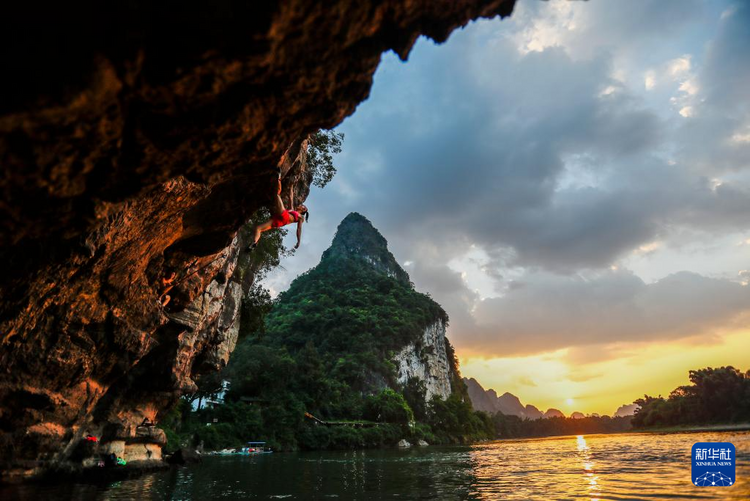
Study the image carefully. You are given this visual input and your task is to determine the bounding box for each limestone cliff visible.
[394,320,453,401]
[0,0,516,481]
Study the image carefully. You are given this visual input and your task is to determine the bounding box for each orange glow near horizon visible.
[459,329,750,416]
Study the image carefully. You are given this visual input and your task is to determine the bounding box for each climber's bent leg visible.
[250,220,273,250]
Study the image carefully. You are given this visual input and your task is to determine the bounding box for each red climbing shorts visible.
[271,210,291,228]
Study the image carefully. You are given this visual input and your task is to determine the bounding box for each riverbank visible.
[490,421,750,441]
[635,422,750,434]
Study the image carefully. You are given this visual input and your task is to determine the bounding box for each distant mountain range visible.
[463,377,638,419]
[463,377,547,419]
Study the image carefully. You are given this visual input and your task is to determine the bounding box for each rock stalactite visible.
[0,0,516,481]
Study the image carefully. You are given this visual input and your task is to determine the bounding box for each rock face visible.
[463,377,543,419]
[0,0,516,481]
[394,320,453,401]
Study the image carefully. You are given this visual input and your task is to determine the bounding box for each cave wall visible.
[0,0,516,480]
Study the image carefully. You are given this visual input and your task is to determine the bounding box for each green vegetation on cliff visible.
[307,130,344,188]
[162,213,493,451]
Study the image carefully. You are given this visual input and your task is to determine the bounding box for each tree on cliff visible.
[307,129,344,188]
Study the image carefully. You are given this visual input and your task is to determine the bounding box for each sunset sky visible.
[267,0,750,416]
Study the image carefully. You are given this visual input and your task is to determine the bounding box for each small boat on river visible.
[240,441,273,454]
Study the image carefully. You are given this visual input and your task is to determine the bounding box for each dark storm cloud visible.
[329,0,750,273]
[334,44,663,270]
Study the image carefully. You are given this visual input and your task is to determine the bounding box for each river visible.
[4,431,749,500]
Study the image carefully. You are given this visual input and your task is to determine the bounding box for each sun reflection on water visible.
[576,435,601,501]
[4,432,748,500]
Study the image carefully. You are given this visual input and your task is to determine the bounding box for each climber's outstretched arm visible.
[295,219,303,249]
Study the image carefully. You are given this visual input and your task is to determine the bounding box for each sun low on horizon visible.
[459,329,750,416]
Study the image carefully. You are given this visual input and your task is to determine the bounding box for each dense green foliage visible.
[318,212,411,284]
[161,213,494,451]
[492,413,632,438]
[307,130,344,188]
[632,366,750,428]
[160,399,269,453]
[266,252,447,360]
[428,394,495,442]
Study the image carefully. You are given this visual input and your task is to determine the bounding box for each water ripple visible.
[1,431,748,500]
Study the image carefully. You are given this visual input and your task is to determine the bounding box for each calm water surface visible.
[4,431,749,500]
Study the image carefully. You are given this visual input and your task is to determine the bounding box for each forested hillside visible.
[162,213,493,451]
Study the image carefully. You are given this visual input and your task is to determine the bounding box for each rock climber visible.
[249,173,308,250]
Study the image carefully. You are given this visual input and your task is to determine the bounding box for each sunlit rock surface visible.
[394,320,453,401]
[0,0,516,480]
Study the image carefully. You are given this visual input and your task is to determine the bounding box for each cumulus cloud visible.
[506,0,707,61]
